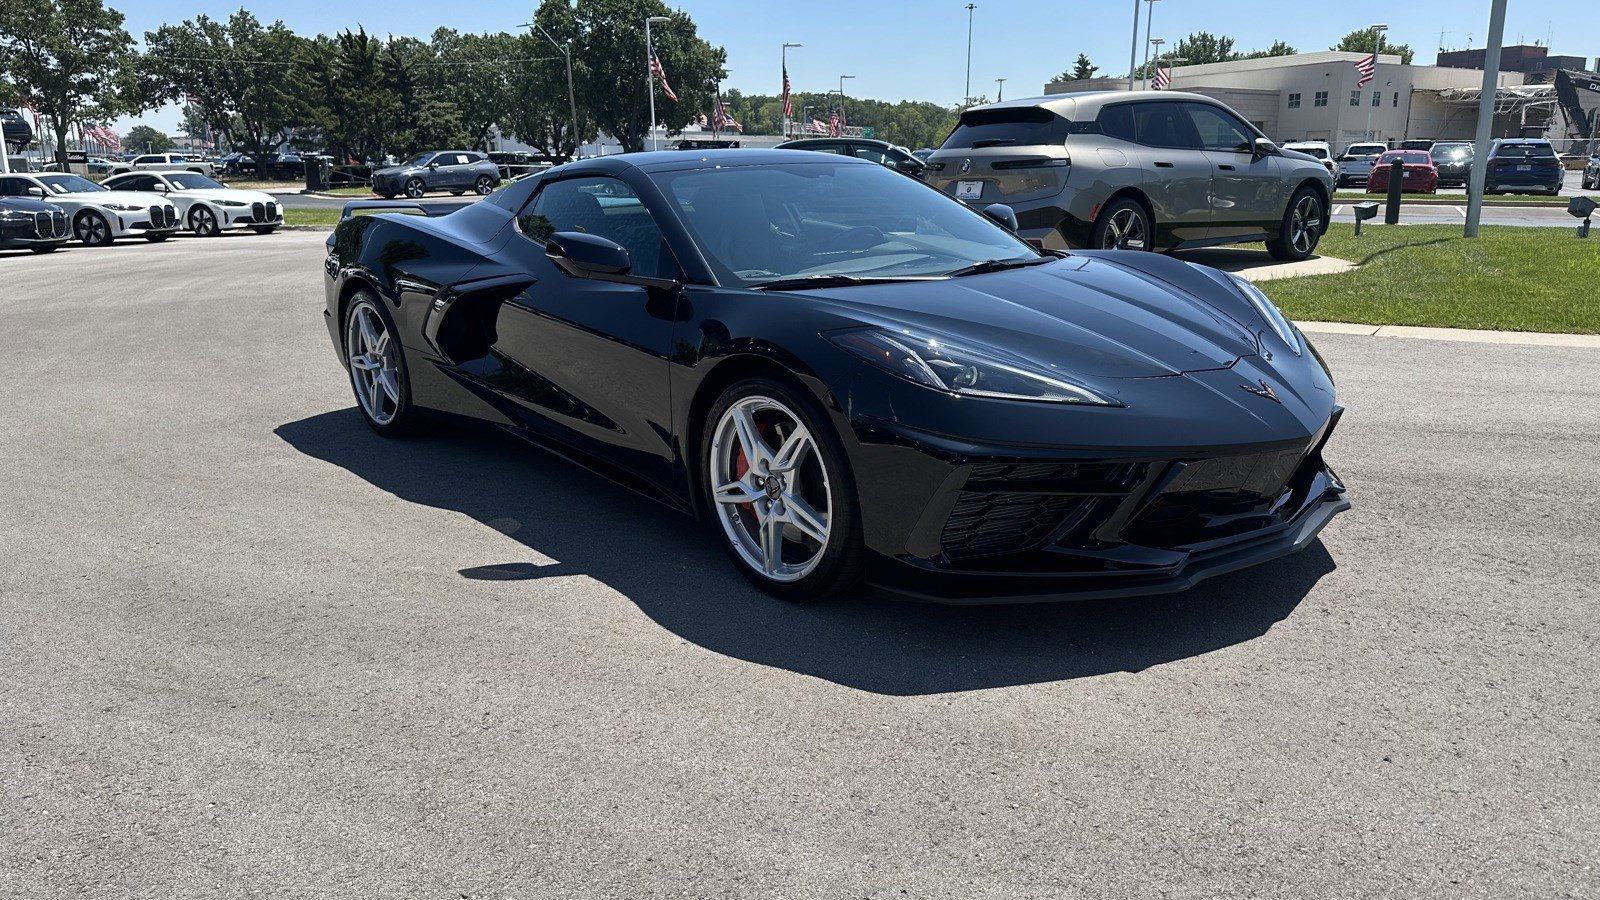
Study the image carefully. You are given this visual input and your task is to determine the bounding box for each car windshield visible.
[1432,144,1472,160]
[651,161,1038,287]
[399,153,433,167]
[1343,145,1386,159]
[1378,151,1431,164]
[1494,143,1556,159]
[37,174,105,194]
[166,173,225,190]
[1289,146,1329,159]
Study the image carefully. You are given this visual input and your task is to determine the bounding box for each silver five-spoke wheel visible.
[1101,206,1148,251]
[709,395,833,583]
[345,300,401,426]
[1289,195,1323,255]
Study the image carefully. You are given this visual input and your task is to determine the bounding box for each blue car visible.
[1484,139,1563,196]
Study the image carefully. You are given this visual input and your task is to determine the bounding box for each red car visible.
[1366,150,1439,194]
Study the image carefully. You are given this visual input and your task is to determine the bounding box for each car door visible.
[1183,102,1281,239]
[481,173,683,487]
[1129,100,1212,243]
[439,153,470,190]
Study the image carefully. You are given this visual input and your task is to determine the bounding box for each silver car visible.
[371,150,502,199]
[926,91,1334,260]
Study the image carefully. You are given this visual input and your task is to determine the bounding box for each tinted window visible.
[1184,103,1254,152]
[518,176,675,280]
[1132,102,1201,150]
[134,155,160,165]
[0,177,31,197]
[797,143,846,155]
[852,145,893,164]
[1493,143,1556,159]
[1097,104,1136,142]
[942,107,1071,149]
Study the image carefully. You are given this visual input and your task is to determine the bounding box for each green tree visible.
[143,11,308,167]
[1053,53,1099,83]
[429,29,518,151]
[1333,28,1414,65]
[1244,40,1298,59]
[124,124,172,153]
[1173,32,1239,66]
[0,0,138,165]
[296,29,394,162]
[502,2,597,159]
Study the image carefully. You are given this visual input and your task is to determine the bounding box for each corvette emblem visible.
[960,158,972,174]
[1241,379,1281,403]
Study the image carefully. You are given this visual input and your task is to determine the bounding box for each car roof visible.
[958,90,1228,120]
[543,148,878,177]
[778,137,892,148]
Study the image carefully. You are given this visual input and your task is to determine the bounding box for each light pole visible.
[964,4,976,107]
[801,105,814,135]
[523,21,578,158]
[1365,23,1388,141]
[782,42,802,139]
[1127,0,1140,92]
[1465,0,1508,237]
[1140,0,1163,90]
[645,15,670,151]
[995,77,1006,102]
[838,74,855,130]
[1146,38,1165,89]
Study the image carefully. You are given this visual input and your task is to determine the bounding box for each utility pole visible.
[1127,0,1140,91]
[645,15,670,151]
[995,77,1006,102]
[964,4,977,107]
[1147,38,1165,89]
[524,22,579,158]
[1365,24,1388,141]
[1141,0,1162,90]
[1465,0,1509,237]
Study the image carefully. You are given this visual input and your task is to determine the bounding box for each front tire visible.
[144,233,170,243]
[250,225,279,235]
[344,293,419,437]
[702,377,864,601]
[1267,187,1325,261]
[190,205,221,236]
[74,211,114,246]
[1089,197,1153,251]
[29,245,58,254]
[402,177,426,199]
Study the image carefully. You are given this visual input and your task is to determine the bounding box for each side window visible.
[851,145,892,164]
[518,177,676,281]
[1132,102,1201,150]
[134,155,160,165]
[1184,104,1254,153]
[0,177,26,197]
[804,143,845,156]
[1097,104,1136,142]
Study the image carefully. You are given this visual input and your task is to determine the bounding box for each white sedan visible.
[103,171,282,236]
[2,172,181,245]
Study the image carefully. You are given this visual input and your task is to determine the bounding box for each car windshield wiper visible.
[750,274,936,291]
[944,256,1056,277]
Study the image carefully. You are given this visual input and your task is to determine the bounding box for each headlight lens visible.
[214,199,247,207]
[829,327,1122,406]
[0,209,28,221]
[1228,274,1302,356]
[102,202,142,211]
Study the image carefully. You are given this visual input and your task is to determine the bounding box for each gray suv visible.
[372,150,501,199]
[926,92,1333,260]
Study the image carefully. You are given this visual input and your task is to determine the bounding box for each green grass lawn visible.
[314,185,377,197]
[1332,192,1571,205]
[284,208,340,227]
[1268,224,1600,334]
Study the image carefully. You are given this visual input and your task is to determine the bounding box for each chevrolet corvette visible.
[321,150,1348,603]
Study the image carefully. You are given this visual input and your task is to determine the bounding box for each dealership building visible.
[1044,47,1600,153]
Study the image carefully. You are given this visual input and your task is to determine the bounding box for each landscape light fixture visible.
[1352,201,1380,236]
[1568,195,1595,238]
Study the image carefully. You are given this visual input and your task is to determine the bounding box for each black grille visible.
[149,205,176,228]
[51,210,67,236]
[1122,446,1315,548]
[165,205,177,227]
[252,201,264,222]
[264,201,278,221]
[942,493,1099,560]
[33,211,51,237]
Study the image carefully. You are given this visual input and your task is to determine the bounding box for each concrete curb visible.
[1331,197,1569,210]
[1300,321,1600,348]
[281,225,335,232]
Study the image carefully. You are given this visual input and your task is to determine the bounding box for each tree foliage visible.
[1244,41,1298,60]
[1332,28,1414,65]
[1053,53,1099,83]
[720,89,956,150]
[124,124,172,153]
[0,0,138,164]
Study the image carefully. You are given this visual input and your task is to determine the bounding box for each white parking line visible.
[1332,205,1345,216]
[1454,206,1468,217]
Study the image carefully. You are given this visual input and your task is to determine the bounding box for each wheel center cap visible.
[763,475,784,499]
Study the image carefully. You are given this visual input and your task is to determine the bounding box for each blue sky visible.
[112,0,1598,133]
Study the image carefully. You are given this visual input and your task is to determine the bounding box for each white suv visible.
[1283,141,1335,176]
[1334,143,1388,188]
[109,153,215,177]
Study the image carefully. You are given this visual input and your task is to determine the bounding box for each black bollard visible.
[1384,156,1404,225]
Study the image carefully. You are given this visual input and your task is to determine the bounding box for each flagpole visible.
[646,16,670,151]
[1366,24,1388,141]
[782,42,802,140]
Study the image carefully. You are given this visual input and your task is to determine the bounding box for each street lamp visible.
[964,4,976,107]
[645,15,670,151]
[1140,0,1163,91]
[522,21,578,158]
[1147,38,1165,89]
[995,77,1006,102]
[838,74,855,131]
[801,105,814,135]
[782,42,802,139]
[1366,23,1388,141]
[1126,0,1140,92]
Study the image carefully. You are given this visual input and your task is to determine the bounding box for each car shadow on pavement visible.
[275,409,1335,696]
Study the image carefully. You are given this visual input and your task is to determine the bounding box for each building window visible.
[1371,90,1381,107]
[1287,92,1301,109]
[1350,90,1361,106]
[1393,91,1400,107]
[1314,91,1329,107]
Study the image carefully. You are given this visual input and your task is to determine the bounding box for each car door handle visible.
[1154,161,1175,168]
[1217,164,1237,171]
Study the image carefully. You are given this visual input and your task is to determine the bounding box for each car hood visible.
[373,165,418,178]
[0,197,61,213]
[54,190,174,207]
[177,188,275,204]
[796,254,1264,379]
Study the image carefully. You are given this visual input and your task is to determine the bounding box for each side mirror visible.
[980,203,1018,232]
[29,186,47,199]
[427,161,439,169]
[546,231,630,277]
[1252,138,1278,157]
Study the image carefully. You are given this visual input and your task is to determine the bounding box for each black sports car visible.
[322,150,1348,603]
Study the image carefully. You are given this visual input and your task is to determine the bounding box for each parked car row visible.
[371,150,503,198]
[1336,138,1568,195]
[0,170,280,250]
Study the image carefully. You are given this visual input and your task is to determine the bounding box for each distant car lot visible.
[1,232,1595,897]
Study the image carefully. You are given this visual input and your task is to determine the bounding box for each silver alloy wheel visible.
[1289,195,1323,255]
[474,175,494,195]
[1101,206,1148,250]
[403,178,425,199]
[344,300,401,426]
[75,212,110,245]
[709,395,833,583]
[191,205,218,236]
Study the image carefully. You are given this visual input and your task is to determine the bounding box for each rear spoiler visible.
[340,199,431,220]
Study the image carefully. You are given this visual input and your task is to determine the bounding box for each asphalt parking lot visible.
[2,231,1596,898]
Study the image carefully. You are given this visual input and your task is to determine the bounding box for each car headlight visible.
[1228,274,1302,356]
[828,327,1122,406]
[0,209,30,221]
[214,199,247,207]
[102,202,143,211]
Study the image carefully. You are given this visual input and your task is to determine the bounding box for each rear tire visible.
[701,376,864,601]
[344,292,421,438]
[1089,197,1153,251]
[1266,187,1325,262]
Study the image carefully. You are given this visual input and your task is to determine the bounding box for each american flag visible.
[1354,53,1376,88]
[1151,65,1171,90]
[649,45,678,102]
[782,64,792,118]
[711,92,729,131]
[809,117,828,135]
[829,111,840,136]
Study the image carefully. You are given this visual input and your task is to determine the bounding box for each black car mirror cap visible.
[980,203,1019,232]
[544,231,682,290]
